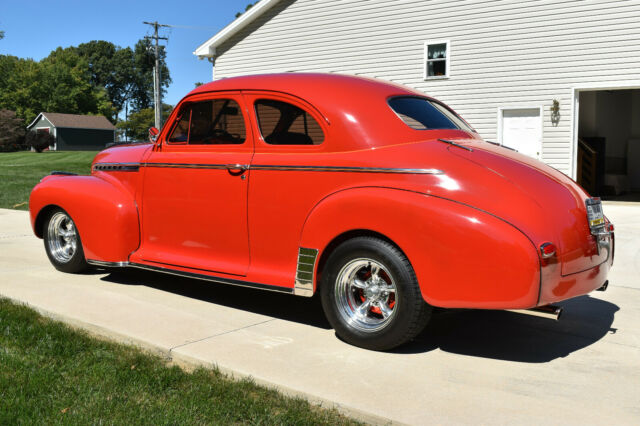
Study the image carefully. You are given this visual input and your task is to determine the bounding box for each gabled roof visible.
[194,0,283,58]
[27,112,116,130]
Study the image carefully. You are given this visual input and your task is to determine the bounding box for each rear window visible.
[388,97,472,131]
[255,99,324,145]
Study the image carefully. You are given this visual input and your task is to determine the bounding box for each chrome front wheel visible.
[43,208,88,273]
[46,212,78,263]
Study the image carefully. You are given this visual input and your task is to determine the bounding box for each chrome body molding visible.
[93,163,141,172]
[87,259,130,267]
[294,247,319,297]
[94,162,443,175]
[250,165,443,174]
[50,171,78,176]
[437,138,474,152]
[128,262,294,294]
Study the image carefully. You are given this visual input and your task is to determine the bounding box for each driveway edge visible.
[1,294,396,426]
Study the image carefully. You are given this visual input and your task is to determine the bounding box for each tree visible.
[0,30,4,40]
[130,38,171,111]
[0,52,113,125]
[0,110,26,152]
[116,104,172,141]
[236,2,258,18]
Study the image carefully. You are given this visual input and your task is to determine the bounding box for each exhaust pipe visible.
[508,304,563,321]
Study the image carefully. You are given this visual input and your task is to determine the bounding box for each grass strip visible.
[0,151,96,210]
[0,298,358,424]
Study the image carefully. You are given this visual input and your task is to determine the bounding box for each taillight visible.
[540,242,556,258]
[608,223,614,232]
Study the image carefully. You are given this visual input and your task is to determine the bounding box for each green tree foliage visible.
[116,104,172,141]
[236,2,258,18]
[0,52,113,125]
[0,30,5,40]
[0,38,171,126]
[0,110,26,152]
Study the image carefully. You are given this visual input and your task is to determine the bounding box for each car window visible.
[388,96,473,132]
[168,99,246,144]
[255,99,324,145]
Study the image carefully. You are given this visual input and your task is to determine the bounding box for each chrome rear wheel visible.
[335,258,398,332]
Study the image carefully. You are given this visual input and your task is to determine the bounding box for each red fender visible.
[30,174,139,263]
[299,187,541,309]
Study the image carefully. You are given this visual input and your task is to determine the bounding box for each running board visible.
[86,259,293,295]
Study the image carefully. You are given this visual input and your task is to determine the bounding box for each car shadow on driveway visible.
[99,268,331,329]
[399,295,619,362]
[100,269,619,363]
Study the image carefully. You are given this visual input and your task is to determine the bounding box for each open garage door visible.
[577,88,640,201]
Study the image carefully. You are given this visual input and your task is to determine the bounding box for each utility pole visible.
[143,21,169,130]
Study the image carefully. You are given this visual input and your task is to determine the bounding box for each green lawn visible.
[0,298,357,424]
[0,151,96,210]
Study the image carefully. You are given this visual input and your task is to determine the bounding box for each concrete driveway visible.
[1,204,639,425]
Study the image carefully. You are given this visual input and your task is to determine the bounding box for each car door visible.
[135,92,253,276]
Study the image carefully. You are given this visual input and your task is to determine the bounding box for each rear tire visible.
[43,208,88,273]
[320,236,431,351]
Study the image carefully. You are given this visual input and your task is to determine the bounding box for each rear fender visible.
[29,174,139,263]
[299,187,541,309]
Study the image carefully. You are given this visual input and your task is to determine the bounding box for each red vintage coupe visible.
[29,73,613,350]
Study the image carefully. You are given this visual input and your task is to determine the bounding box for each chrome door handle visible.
[226,164,248,175]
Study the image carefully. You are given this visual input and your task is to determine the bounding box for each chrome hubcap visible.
[47,212,77,263]
[335,258,397,332]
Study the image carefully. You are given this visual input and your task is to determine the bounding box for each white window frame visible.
[424,40,450,80]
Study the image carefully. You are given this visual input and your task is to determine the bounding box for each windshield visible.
[388,96,473,132]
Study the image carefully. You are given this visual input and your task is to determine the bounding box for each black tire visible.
[320,236,432,351]
[42,207,89,273]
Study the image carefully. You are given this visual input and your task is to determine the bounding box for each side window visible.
[255,99,324,145]
[168,99,246,145]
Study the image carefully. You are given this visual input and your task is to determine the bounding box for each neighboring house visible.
[195,0,640,198]
[26,112,115,151]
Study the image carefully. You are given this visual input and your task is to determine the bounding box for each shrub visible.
[0,109,27,152]
[25,130,55,152]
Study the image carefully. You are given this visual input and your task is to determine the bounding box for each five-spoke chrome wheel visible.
[335,258,398,332]
[46,211,78,263]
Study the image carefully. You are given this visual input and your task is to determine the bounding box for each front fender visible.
[29,174,139,263]
[299,187,540,309]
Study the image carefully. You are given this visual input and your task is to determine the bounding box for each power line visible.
[143,21,169,130]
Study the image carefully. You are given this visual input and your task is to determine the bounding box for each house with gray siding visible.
[26,112,115,151]
[195,0,640,199]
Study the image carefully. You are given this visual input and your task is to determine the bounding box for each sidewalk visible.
[1,207,639,425]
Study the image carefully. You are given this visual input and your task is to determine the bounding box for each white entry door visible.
[499,108,542,160]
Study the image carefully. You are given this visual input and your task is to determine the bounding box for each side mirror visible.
[148,127,160,143]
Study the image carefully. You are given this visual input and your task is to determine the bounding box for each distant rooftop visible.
[27,112,115,130]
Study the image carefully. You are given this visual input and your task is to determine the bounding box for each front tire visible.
[320,237,431,351]
[43,208,88,273]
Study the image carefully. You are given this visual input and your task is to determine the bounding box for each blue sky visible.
[0,0,253,106]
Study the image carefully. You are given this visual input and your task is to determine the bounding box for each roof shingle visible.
[35,113,115,130]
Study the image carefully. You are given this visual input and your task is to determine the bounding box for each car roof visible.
[186,73,437,151]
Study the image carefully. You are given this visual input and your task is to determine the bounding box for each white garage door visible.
[500,108,542,160]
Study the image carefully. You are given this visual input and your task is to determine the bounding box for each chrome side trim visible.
[87,259,130,267]
[144,163,239,170]
[294,247,319,297]
[93,162,141,172]
[250,165,443,174]
[128,262,294,294]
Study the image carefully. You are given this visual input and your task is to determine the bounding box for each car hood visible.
[92,143,153,167]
